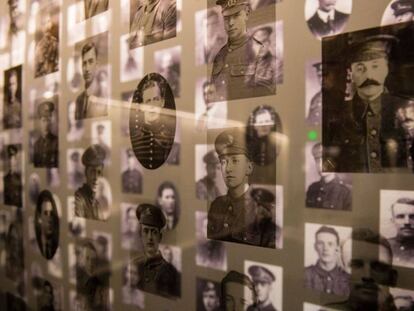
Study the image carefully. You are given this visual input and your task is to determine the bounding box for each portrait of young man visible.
[3,66,22,129]
[121,204,142,251]
[129,0,177,48]
[306,61,323,126]
[247,265,279,311]
[196,278,222,311]
[83,0,108,20]
[156,181,180,231]
[196,150,222,201]
[3,145,22,208]
[220,270,258,311]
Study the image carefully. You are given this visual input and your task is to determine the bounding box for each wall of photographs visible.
[0,0,414,310]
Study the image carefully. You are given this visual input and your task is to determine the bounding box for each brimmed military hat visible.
[7,145,18,157]
[38,101,54,118]
[216,0,250,17]
[215,128,250,159]
[248,265,275,283]
[203,150,219,164]
[251,188,275,205]
[391,0,414,16]
[348,34,398,62]
[81,144,106,167]
[136,203,166,229]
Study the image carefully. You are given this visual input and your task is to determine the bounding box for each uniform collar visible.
[315,260,341,275]
[144,252,165,267]
[352,93,384,121]
[317,9,335,23]
[228,34,250,52]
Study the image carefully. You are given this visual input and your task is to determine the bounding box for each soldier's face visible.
[40,116,52,137]
[142,84,164,124]
[82,48,98,86]
[351,57,389,100]
[8,73,18,97]
[141,224,161,257]
[253,111,274,138]
[396,11,414,23]
[392,203,414,239]
[158,188,175,215]
[202,289,219,311]
[223,9,249,41]
[40,201,54,237]
[318,0,337,12]
[314,232,339,265]
[224,282,254,311]
[85,165,103,192]
[254,281,271,304]
[220,154,253,189]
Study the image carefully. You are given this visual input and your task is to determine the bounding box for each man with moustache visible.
[247,265,278,311]
[35,10,58,77]
[387,198,414,268]
[207,128,277,248]
[130,204,180,298]
[74,145,107,221]
[33,101,59,168]
[324,34,410,173]
[305,226,350,296]
[326,228,398,311]
[306,143,351,210]
[211,0,275,101]
[196,150,222,201]
[306,0,350,39]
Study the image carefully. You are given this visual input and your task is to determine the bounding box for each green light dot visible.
[308,130,318,141]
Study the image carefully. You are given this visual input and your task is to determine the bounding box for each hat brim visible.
[222,4,248,17]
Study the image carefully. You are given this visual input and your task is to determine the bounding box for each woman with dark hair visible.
[156,181,180,231]
[3,67,22,129]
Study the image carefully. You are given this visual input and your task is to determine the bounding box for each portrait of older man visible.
[3,66,22,129]
[129,0,177,48]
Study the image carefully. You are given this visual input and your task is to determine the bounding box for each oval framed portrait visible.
[129,72,177,170]
[35,190,60,260]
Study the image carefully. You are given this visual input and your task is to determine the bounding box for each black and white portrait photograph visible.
[208,0,277,101]
[0,210,10,268]
[120,203,143,251]
[382,0,414,26]
[129,0,177,48]
[160,244,182,272]
[74,144,109,221]
[380,189,414,268]
[195,144,226,202]
[154,45,181,97]
[91,120,111,165]
[33,278,63,311]
[305,142,352,210]
[195,211,227,271]
[67,148,85,190]
[196,278,222,311]
[305,0,352,39]
[74,32,109,120]
[67,55,83,93]
[32,98,59,168]
[80,0,109,20]
[67,100,84,142]
[207,127,281,248]
[35,190,59,260]
[129,72,177,170]
[304,223,352,296]
[303,302,338,311]
[219,270,257,311]
[120,33,143,83]
[155,181,180,231]
[246,105,283,185]
[5,214,24,284]
[129,203,181,299]
[244,260,283,311]
[3,144,22,208]
[29,173,41,205]
[3,65,22,129]
[67,196,86,238]
[121,91,133,137]
[122,260,145,308]
[322,24,414,173]
[305,60,323,126]
[121,148,143,194]
[34,2,59,78]
[390,287,414,311]
[195,78,227,130]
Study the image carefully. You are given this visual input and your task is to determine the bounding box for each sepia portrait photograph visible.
[34,2,59,78]
[67,100,85,142]
[304,223,352,296]
[380,189,414,268]
[305,59,323,126]
[67,148,85,190]
[33,278,63,311]
[120,148,143,194]
[32,98,59,168]
[129,0,177,49]
[67,54,83,93]
[390,287,414,311]
[322,23,414,173]
[195,211,227,271]
[74,32,109,120]
[206,127,282,248]
[305,0,352,39]
[382,0,414,26]
[121,91,134,137]
[122,260,145,308]
[196,278,222,311]
[129,72,177,170]
[79,0,109,21]
[67,196,86,238]
[154,45,181,97]
[91,120,111,165]
[5,213,25,285]
[3,65,22,129]
[305,142,352,210]
[120,33,143,83]
[35,190,60,260]
[28,173,41,205]
[244,260,283,311]
[155,181,180,231]
[120,203,143,251]
[3,144,23,208]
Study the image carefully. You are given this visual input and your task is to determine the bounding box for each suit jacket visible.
[307,10,349,38]
[33,133,59,168]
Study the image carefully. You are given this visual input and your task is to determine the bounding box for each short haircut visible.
[220,270,257,307]
[157,181,176,198]
[81,41,98,60]
[391,197,414,217]
[315,226,340,245]
[141,78,165,99]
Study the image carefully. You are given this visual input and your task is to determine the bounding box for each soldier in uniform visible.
[3,145,22,207]
[33,101,59,168]
[84,0,108,19]
[74,145,107,221]
[196,150,222,201]
[207,128,278,248]
[305,226,350,296]
[324,34,410,173]
[129,203,180,298]
[387,197,414,268]
[306,143,352,210]
[307,62,323,126]
[247,265,277,311]
[34,10,58,77]
[220,270,258,311]
[391,0,414,23]
[3,68,22,129]
[129,0,177,48]
[211,0,276,101]
[121,149,142,193]
[37,279,56,311]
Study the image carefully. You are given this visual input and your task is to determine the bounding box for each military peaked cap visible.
[136,203,166,229]
[82,144,106,166]
[348,33,398,62]
[216,0,249,17]
[391,0,414,16]
[248,265,275,283]
[215,128,251,159]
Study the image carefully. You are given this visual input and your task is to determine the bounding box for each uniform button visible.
[370,129,378,136]
[370,152,377,159]
[317,197,322,201]
[224,223,229,228]
[225,64,229,68]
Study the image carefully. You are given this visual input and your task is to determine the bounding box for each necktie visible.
[327,15,334,33]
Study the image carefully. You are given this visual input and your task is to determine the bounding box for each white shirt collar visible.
[317,9,335,23]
